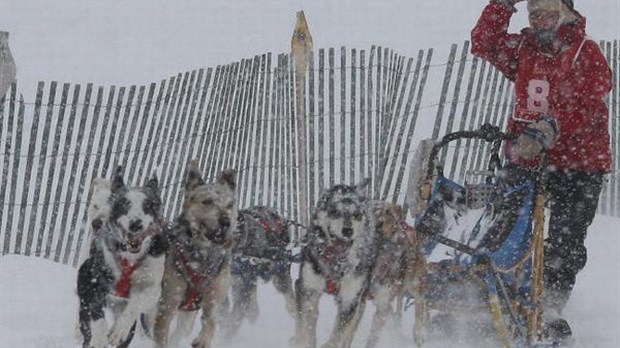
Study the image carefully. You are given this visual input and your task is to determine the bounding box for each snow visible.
[1,214,618,347]
[1,0,618,347]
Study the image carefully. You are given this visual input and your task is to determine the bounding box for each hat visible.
[527,0,578,26]
[561,0,574,9]
[528,0,560,13]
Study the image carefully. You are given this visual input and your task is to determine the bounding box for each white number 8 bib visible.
[526,79,550,114]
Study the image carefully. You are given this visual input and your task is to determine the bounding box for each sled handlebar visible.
[425,124,515,179]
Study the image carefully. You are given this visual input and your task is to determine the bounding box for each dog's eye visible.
[352,211,364,220]
[328,208,341,218]
[144,200,160,213]
[112,198,130,215]
[227,202,234,209]
[202,199,213,206]
[314,226,327,239]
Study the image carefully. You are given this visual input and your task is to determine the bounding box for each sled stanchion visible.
[493,269,527,339]
[417,178,432,214]
[529,187,547,344]
[478,260,513,348]
[488,292,514,348]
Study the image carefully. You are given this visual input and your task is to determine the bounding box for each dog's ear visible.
[92,178,112,193]
[186,160,205,192]
[390,204,404,220]
[217,169,236,190]
[89,178,112,225]
[111,165,125,193]
[91,178,112,208]
[355,178,371,198]
[146,173,159,193]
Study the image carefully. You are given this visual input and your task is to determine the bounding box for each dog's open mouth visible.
[208,228,230,245]
[117,222,162,253]
[118,232,146,254]
[198,223,230,245]
[125,238,143,253]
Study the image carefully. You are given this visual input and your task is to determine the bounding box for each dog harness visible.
[247,207,287,236]
[401,221,418,247]
[115,258,143,298]
[173,242,229,311]
[315,239,354,295]
[232,207,293,284]
[108,220,165,298]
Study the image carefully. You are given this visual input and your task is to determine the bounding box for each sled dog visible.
[153,163,237,348]
[365,201,428,348]
[293,180,377,348]
[224,206,297,337]
[77,166,168,348]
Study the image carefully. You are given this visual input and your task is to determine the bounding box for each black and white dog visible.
[224,206,297,338]
[77,166,168,348]
[293,180,378,348]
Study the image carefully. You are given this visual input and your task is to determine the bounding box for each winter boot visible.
[543,318,573,343]
[542,288,573,343]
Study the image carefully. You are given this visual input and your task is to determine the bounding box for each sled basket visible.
[410,124,550,348]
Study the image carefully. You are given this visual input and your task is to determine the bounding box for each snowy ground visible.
[1,1,618,347]
[1,215,618,348]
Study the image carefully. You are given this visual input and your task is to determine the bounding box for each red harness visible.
[176,252,207,312]
[320,223,418,297]
[325,279,340,295]
[174,243,227,312]
[114,258,143,298]
[401,221,418,246]
[318,240,353,295]
[259,219,285,236]
[110,221,164,298]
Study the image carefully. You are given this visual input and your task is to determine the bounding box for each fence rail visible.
[1,40,618,267]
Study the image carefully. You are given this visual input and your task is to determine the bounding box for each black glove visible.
[495,0,525,5]
[513,116,558,160]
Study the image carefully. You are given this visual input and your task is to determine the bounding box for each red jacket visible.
[471,2,612,172]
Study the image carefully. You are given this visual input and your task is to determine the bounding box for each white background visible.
[1,0,618,90]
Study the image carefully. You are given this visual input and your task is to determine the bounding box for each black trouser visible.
[543,170,604,314]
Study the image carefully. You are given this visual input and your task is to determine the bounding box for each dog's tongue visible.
[213,228,228,244]
[127,239,141,252]
[125,223,162,251]
[322,243,348,263]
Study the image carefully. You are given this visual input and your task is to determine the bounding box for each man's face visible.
[529,9,560,31]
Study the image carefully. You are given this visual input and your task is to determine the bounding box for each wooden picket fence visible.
[1,40,618,267]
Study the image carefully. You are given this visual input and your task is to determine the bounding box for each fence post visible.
[291,11,313,231]
[0,31,17,99]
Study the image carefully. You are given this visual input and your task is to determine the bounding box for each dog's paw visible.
[108,316,135,346]
[288,336,312,348]
[320,342,338,348]
[246,300,259,324]
[88,319,109,348]
[285,299,297,317]
[191,335,211,348]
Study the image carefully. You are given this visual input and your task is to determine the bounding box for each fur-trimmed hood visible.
[521,11,586,50]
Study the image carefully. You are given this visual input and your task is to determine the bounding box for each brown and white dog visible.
[366,201,427,348]
[292,186,428,348]
[153,163,238,348]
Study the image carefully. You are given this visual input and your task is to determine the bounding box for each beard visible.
[533,28,556,46]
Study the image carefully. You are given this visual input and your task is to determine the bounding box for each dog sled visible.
[408,124,559,348]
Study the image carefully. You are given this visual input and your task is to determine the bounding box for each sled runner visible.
[409,124,559,348]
